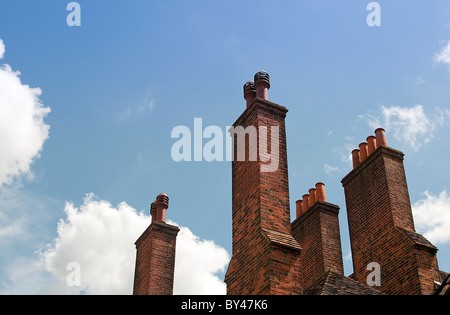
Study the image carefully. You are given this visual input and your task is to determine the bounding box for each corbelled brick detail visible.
[225,96,302,295]
[342,145,440,295]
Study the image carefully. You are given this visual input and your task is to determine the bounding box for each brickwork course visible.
[133,72,448,295]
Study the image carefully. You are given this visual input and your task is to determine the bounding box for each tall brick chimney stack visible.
[225,71,302,295]
[133,193,180,295]
[342,129,441,295]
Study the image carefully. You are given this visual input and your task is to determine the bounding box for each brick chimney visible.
[133,193,180,295]
[292,183,344,289]
[225,71,302,295]
[342,129,441,295]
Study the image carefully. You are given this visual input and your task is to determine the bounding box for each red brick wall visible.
[133,221,179,295]
[292,201,344,290]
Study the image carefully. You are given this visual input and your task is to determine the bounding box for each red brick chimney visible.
[292,183,344,289]
[225,71,302,295]
[342,129,441,295]
[133,193,180,295]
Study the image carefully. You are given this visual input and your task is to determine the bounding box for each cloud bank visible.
[360,105,448,152]
[412,190,450,245]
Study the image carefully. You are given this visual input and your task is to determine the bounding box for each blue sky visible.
[1,1,450,294]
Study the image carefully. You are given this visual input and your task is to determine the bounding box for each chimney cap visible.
[243,81,255,92]
[155,193,169,207]
[254,71,270,84]
[375,127,388,147]
[150,201,156,212]
[243,81,256,99]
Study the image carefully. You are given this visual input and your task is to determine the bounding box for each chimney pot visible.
[150,201,157,222]
[154,193,169,223]
[296,200,303,219]
[243,81,256,108]
[315,182,326,202]
[359,142,368,162]
[302,194,310,211]
[254,71,270,100]
[309,188,316,206]
[366,135,377,155]
[156,193,169,206]
[352,149,361,169]
[375,128,387,147]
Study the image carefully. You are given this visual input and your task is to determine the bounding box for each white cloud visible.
[412,190,450,245]
[435,40,450,70]
[174,227,229,295]
[413,76,426,85]
[0,39,5,59]
[381,105,431,151]
[0,39,50,186]
[0,212,24,239]
[361,105,446,152]
[0,185,64,294]
[42,193,230,295]
[332,142,355,167]
[118,99,155,120]
[323,163,339,174]
[0,256,57,295]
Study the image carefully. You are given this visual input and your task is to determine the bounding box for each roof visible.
[304,270,383,295]
[397,227,438,253]
[261,227,302,251]
[435,272,450,295]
